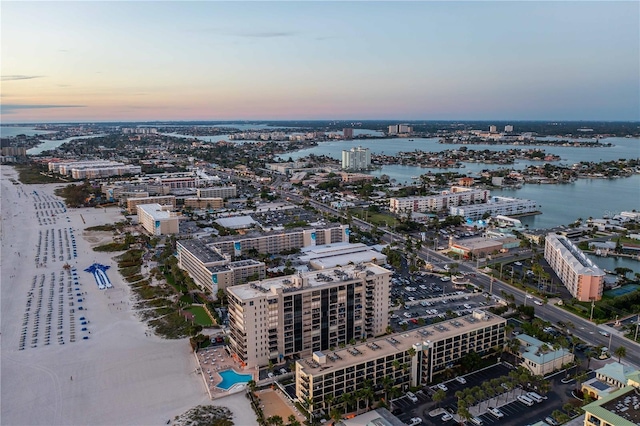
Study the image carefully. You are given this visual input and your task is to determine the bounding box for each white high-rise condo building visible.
[505,125,514,132]
[341,146,371,171]
[226,263,391,368]
[544,234,605,302]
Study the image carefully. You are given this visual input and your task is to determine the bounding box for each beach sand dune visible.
[1,168,254,425]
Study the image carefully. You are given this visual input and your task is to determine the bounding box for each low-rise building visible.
[136,204,179,235]
[449,196,539,220]
[197,185,237,199]
[583,386,640,426]
[184,197,224,210]
[210,224,350,256]
[582,362,638,400]
[516,334,574,376]
[544,234,605,302]
[295,311,505,413]
[127,195,176,214]
[176,239,265,294]
[389,186,490,214]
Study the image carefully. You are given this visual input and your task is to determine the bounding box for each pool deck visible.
[195,346,258,399]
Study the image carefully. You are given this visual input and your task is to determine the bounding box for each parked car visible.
[455,376,466,384]
[441,413,453,422]
[437,383,448,392]
[488,407,504,418]
[408,417,423,425]
[406,391,418,403]
[545,416,559,426]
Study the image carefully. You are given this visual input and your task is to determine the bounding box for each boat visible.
[411,176,420,179]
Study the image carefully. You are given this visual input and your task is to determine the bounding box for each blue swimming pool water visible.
[217,369,252,390]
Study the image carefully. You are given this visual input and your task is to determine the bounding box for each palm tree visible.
[458,406,472,424]
[324,393,334,413]
[330,408,342,423]
[465,394,476,409]
[341,392,354,415]
[432,389,446,408]
[287,414,300,426]
[381,376,393,403]
[614,346,627,362]
[362,386,374,411]
[475,389,486,410]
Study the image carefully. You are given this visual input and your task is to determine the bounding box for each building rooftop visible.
[336,407,405,426]
[210,223,346,244]
[297,311,504,376]
[548,233,605,276]
[215,215,258,229]
[177,239,226,264]
[137,203,172,220]
[584,385,640,426]
[517,334,572,365]
[227,263,391,300]
[597,362,637,385]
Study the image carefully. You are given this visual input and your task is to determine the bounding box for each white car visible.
[534,300,543,306]
[514,261,522,266]
[408,417,423,426]
[406,391,418,403]
[599,330,610,337]
[437,383,448,392]
[488,407,504,418]
[455,376,467,384]
[526,294,533,299]
[441,413,453,422]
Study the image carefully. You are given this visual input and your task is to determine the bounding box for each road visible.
[279,190,640,367]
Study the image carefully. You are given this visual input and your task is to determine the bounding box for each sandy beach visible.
[0,167,256,426]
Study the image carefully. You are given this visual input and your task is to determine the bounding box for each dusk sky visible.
[2,1,639,123]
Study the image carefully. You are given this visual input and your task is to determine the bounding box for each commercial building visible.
[449,196,539,220]
[295,311,505,412]
[583,386,640,426]
[126,195,176,214]
[544,234,605,302]
[136,204,179,235]
[196,185,237,199]
[505,125,514,132]
[341,146,371,171]
[176,239,265,294]
[582,362,638,400]
[210,224,350,257]
[226,263,392,368]
[449,236,508,258]
[184,197,224,210]
[516,334,574,376]
[389,186,490,214]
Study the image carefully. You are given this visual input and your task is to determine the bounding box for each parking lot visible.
[392,363,580,426]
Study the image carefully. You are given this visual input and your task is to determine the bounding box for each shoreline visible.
[0,166,255,425]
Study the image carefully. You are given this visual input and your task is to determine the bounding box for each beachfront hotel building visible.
[544,234,605,302]
[126,195,176,214]
[389,186,490,214]
[226,263,392,368]
[176,239,265,294]
[449,196,539,220]
[295,310,506,412]
[210,224,350,257]
[136,204,179,235]
[341,146,371,171]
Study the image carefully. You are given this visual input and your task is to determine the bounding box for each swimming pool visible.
[217,369,253,390]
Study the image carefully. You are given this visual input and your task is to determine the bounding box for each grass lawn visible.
[349,208,399,227]
[185,305,214,327]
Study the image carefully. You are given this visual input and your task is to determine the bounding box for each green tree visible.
[614,346,627,363]
[432,389,446,408]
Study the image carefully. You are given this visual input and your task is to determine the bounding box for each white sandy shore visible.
[0,167,256,426]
